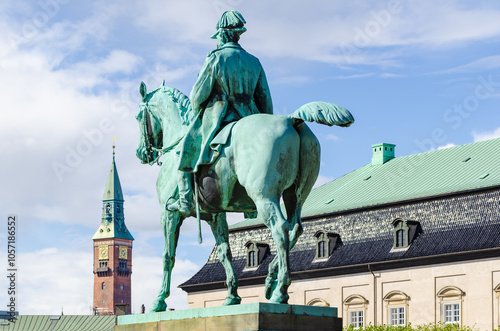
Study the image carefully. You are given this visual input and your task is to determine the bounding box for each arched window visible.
[383,291,410,326]
[120,283,124,290]
[101,282,105,290]
[437,286,465,325]
[344,294,368,329]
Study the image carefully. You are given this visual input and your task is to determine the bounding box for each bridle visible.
[140,100,182,166]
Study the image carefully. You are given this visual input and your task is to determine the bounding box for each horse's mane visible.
[162,86,193,126]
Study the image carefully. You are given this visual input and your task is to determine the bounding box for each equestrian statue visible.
[135,10,354,312]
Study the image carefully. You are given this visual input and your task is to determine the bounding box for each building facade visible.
[92,149,134,315]
[181,138,500,330]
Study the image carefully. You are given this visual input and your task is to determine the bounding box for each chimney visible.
[371,143,395,165]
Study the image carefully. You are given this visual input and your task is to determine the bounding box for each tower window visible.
[101,282,105,290]
[120,283,124,290]
[117,205,121,214]
[105,203,111,213]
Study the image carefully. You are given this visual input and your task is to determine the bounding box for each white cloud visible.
[314,175,334,188]
[472,127,500,142]
[323,134,340,141]
[437,143,456,150]
[0,248,94,315]
[436,55,500,74]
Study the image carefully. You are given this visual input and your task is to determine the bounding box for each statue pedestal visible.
[115,302,342,331]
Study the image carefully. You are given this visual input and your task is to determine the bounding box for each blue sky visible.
[1,0,500,315]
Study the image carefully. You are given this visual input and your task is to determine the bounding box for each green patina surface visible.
[0,315,115,331]
[135,9,354,311]
[92,155,134,240]
[117,302,337,325]
[232,137,500,229]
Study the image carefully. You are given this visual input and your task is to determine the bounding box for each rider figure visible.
[167,10,273,213]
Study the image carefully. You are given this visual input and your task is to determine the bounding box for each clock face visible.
[99,245,108,260]
[119,246,127,260]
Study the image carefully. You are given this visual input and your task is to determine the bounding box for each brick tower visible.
[92,144,134,315]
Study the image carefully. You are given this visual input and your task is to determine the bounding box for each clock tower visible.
[92,145,134,315]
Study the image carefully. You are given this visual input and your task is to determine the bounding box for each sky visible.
[1,0,500,315]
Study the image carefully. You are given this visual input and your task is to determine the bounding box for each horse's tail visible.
[289,101,354,127]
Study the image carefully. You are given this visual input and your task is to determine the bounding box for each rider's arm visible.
[253,66,273,115]
[189,55,217,115]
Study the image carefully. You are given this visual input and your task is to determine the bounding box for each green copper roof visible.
[92,154,134,241]
[103,155,124,201]
[231,137,500,229]
[0,315,115,331]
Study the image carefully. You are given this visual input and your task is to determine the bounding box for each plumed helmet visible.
[211,11,247,39]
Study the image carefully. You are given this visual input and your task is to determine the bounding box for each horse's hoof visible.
[150,298,167,312]
[269,292,289,304]
[223,295,241,306]
[264,276,277,300]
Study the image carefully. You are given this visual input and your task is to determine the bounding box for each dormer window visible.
[392,218,422,250]
[244,241,270,269]
[314,231,341,260]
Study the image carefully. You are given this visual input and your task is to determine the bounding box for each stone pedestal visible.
[115,302,341,331]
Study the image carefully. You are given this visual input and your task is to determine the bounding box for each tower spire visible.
[92,141,133,241]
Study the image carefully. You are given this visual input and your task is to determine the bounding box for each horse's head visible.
[136,81,164,165]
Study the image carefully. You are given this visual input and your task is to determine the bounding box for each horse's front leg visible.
[256,198,290,304]
[151,209,183,312]
[209,212,241,305]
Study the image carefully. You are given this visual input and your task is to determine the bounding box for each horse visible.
[135,81,354,312]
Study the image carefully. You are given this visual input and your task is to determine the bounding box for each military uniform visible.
[178,42,273,173]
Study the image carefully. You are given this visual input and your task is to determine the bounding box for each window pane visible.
[396,230,404,247]
[318,241,327,258]
[349,311,363,327]
[390,307,405,325]
[444,303,460,324]
[248,251,256,267]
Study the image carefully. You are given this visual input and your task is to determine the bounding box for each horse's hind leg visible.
[265,123,319,300]
[264,184,304,300]
[255,198,290,304]
[151,209,183,312]
[209,212,241,305]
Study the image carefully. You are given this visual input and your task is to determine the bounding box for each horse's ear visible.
[140,81,147,101]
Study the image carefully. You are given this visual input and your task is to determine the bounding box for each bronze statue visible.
[135,10,354,312]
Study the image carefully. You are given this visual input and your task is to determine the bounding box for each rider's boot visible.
[166,172,194,214]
